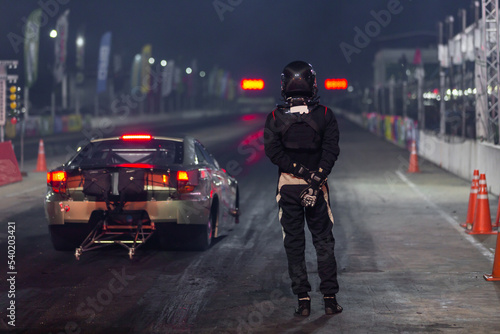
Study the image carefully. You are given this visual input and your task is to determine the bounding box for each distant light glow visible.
[50,30,57,38]
[325,78,348,90]
[199,71,206,78]
[241,79,265,90]
[76,36,84,47]
[148,57,155,65]
[241,114,257,121]
[423,91,439,100]
[160,60,167,67]
[186,67,192,74]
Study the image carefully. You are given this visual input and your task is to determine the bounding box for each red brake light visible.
[176,171,198,193]
[325,78,348,90]
[52,171,66,182]
[177,171,189,181]
[241,79,264,90]
[48,171,67,193]
[121,134,152,141]
[115,163,153,168]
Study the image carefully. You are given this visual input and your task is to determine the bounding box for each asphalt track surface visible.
[1,111,500,334]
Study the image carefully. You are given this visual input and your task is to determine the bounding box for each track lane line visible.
[396,170,494,262]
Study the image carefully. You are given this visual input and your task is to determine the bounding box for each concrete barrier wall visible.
[414,132,500,196]
[419,132,500,196]
[477,142,500,196]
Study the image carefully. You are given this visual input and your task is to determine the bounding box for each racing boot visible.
[324,294,343,315]
[294,293,311,317]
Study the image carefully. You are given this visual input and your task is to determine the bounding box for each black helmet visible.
[281,61,318,99]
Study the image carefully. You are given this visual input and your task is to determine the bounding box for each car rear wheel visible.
[49,215,101,251]
[191,205,216,251]
[49,225,87,251]
[233,186,240,224]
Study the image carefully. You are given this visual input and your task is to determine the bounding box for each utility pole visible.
[389,76,395,115]
[447,16,455,88]
[476,1,488,141]
[402,80,407,118]
[460,8,467,138]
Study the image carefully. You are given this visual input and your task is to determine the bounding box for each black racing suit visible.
[264,103,340,296]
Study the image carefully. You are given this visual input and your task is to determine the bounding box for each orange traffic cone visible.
[407,140,420,173]
[467,173,497,235]
[34,139,47,172]
[493,195,500,228]
[461,169,479,229]
[484,232,500,281]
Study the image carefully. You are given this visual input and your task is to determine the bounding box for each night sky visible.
[0,0,474,105]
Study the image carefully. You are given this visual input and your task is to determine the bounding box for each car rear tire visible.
[191,204,216,251]
[154,223,181,250]
[234,186,240,224]
[49,225,86,251]
[48,216,100,251]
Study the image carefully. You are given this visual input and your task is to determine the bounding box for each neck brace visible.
[289,105,309,114]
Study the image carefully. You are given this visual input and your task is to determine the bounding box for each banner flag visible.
[96,31,112,93]
[24,9,42,88]
[140,44,152,93]
[162,60,175,97]
[130,54,141,91]
[53,9,70,84]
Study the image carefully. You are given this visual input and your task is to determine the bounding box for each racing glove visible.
[300,168,327,207]
[291,162,309,179]
[300,186,320,207]
[305,168,327,189]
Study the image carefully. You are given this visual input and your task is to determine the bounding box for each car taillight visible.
[47,171,67,193]
[150,172,171,189]
[177,171,189,181]
[177,170,198,193]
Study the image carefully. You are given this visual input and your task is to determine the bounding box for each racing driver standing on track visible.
[264,60,342,317]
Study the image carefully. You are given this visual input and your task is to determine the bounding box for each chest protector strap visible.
[275,106,325,150]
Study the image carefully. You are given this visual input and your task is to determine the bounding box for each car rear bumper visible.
[44,197,211,226]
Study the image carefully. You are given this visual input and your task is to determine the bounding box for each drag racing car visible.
[44,134,239,259]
